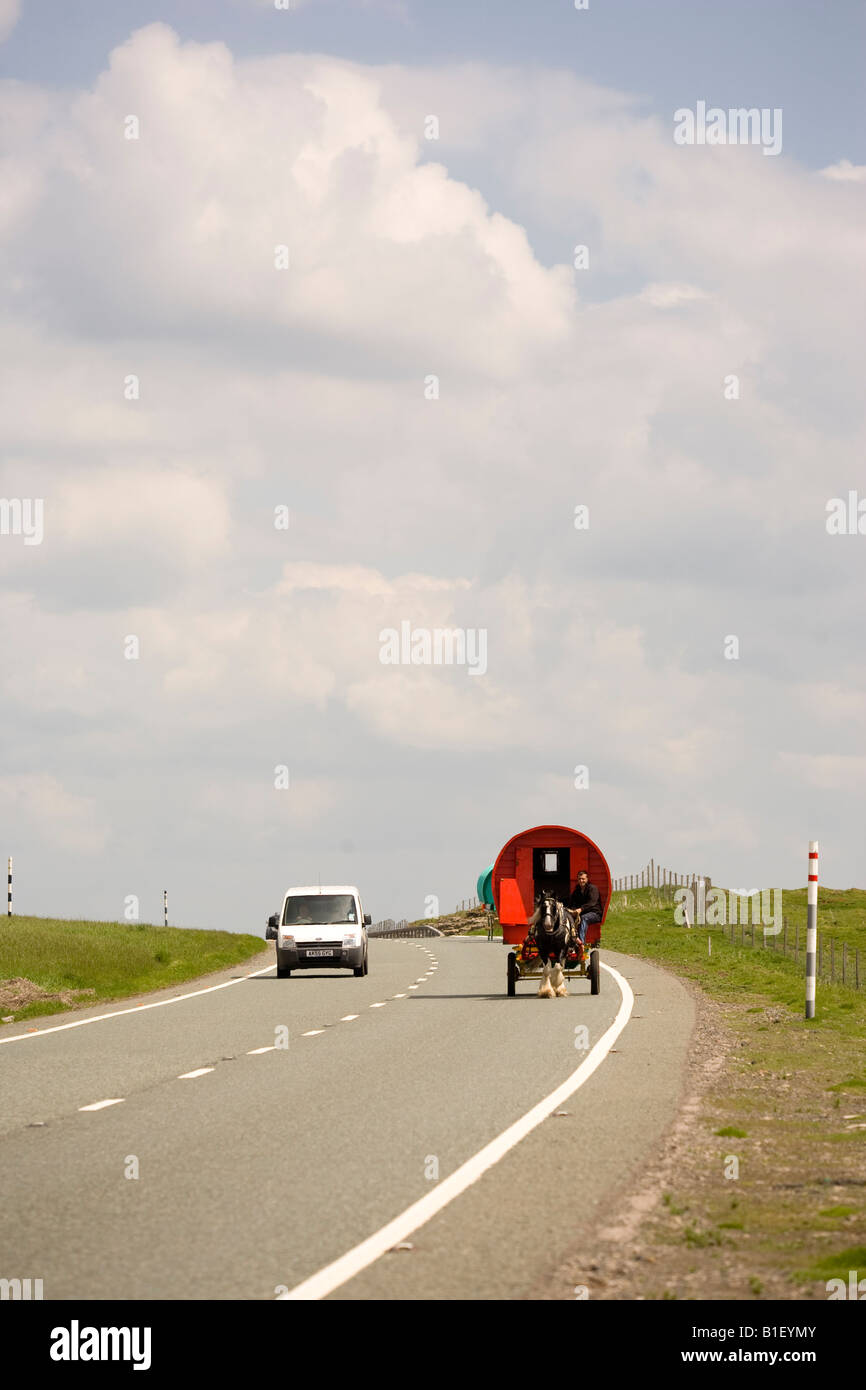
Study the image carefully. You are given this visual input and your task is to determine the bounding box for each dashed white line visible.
[247,1046,276,1055]
[302,1030,324,1037]
[78,1098,125,1112]
[178,1068,214,1079]
[392,993,407,999]
[340,1015,359,1022]
[369,1002,386,1009]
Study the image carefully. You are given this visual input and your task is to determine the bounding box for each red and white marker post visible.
[805,841,818,1019]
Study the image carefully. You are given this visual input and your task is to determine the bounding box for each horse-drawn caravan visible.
[491,825,611,998]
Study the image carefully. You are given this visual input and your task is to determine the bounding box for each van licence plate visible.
[305,949,335,957]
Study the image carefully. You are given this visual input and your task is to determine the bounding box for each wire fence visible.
[722,914,862,990]
[613,860,711,892]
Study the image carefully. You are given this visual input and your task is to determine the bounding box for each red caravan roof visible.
[492,824,612,946]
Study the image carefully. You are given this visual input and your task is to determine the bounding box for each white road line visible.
[340,1015,359,1022]
[0,963,277,1046]
[392,993,407,999]
[78,1098,124,1112]
[408,985,418,990]
[302,1030,324,1037]
[278,961,634,1302]
[369,1002,386,1009]
[247,1046,276,1055]
[178,1068,214,1079]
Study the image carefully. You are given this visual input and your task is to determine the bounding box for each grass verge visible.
[0,915,266,1024]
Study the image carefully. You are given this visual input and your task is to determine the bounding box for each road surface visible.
[0,937,694,1300]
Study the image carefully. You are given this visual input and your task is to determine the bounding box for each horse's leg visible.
[537,955,554,998]
[553,956,568,996]
[552,926,568,996]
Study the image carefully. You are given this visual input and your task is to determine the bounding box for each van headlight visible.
[280,933,295,947]
[343,932,360,946]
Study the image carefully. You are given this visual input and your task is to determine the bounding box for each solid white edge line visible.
[278,960,634,1301]
[0,963,277,1045]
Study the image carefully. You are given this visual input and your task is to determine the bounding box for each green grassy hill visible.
[0,915,266,1024]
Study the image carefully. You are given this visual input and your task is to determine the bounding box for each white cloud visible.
[639,283,709,309]
[0,0,20,45]
[819,159,866,183]
[0,774,108,854]
[4,26,571,379]
[776,753,866,792]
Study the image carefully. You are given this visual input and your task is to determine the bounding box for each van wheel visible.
[276,964,291,978]
[353,964,364,977]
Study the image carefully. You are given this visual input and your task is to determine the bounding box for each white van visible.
[265,885,370,979]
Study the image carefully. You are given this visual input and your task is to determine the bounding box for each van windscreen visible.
[283,894,357,926]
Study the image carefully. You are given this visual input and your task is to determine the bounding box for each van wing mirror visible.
[363,913,371,926]
[266,913,279,940]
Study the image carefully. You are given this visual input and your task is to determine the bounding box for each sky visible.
[0,0,864,932]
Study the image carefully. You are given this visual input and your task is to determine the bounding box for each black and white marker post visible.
[164,889,168,928]
[7,856,11,916]
[806,840,818,1019]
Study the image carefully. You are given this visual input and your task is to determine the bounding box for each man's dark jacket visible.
[566,881,603,917]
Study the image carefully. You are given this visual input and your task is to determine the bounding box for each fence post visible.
[806,841,818,1019]
[842,941,847,987]
[830,937,835,984]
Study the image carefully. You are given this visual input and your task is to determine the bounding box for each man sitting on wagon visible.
[565,870,603,946]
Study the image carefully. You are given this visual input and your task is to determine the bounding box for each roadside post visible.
[7,856,11,916]
[806,841,818,1019]
[164,889,168,928]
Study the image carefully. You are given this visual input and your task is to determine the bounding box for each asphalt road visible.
[0,937,694,1300]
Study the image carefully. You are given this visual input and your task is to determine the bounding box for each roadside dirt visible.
[0,976,96,1017]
